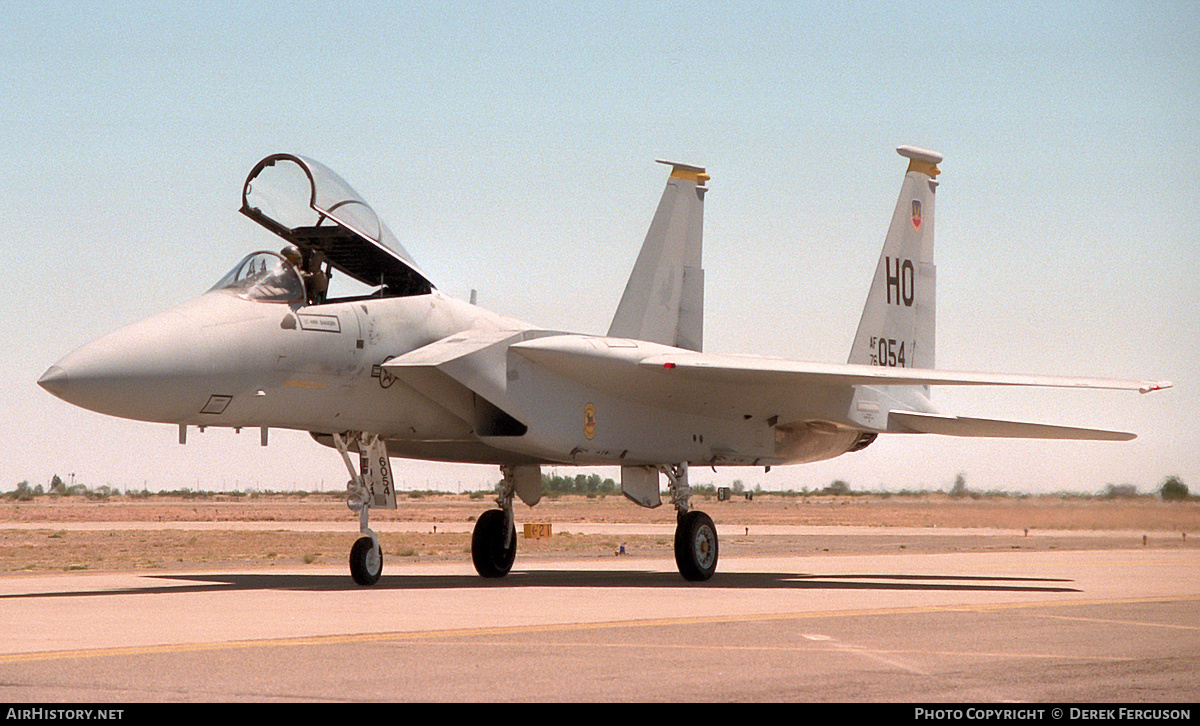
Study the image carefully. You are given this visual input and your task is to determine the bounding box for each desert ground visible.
[1,492,1196,574]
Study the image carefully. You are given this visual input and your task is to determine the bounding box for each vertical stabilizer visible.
[848,146,941,372]
[608,161,708,352]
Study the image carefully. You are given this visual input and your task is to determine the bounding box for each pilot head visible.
[281,245,302,267]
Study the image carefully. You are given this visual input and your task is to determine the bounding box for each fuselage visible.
[40,260,866,470]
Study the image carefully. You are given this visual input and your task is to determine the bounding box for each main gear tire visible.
[675,510,718,581]
[472,508,517,578]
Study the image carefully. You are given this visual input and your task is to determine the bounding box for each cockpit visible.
[236,153,434,304]
[210,251,306,304]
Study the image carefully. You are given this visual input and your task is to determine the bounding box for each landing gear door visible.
[621,465,662,508]
[360,435,397,510]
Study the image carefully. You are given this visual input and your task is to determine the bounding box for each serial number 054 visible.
[870,337,911,368]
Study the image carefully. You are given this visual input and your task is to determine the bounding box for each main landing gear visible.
[676,510,719,581]
[663,463,719,581]
[465,461,719,581]
[471,466,520,578]
[472,508,517,577]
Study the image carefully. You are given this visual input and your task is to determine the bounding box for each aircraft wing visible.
[510,334,1170,438]
[632,351,1171,394]
[382,328,532,438]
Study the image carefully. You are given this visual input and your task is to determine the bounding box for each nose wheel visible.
[349,535,383,586]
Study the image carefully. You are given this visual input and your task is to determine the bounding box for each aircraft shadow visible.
[1,569,1079,599]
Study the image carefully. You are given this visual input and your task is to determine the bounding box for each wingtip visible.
[1139,381,1173,394]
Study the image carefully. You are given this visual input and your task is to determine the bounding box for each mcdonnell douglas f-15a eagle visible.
[39,147,1171,584]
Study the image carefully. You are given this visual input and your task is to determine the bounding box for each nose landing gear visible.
[334,432,396,586]
[350,534,383,586]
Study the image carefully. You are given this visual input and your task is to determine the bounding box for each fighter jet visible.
[39,147,1170,584]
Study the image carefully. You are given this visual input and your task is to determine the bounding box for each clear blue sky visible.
[3,1,1197,495]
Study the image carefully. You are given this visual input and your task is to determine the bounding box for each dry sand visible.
[1,493,1196,573]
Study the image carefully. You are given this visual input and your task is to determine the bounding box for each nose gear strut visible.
[333,432,397,586]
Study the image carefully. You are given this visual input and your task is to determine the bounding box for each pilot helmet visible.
[281,245,303,266]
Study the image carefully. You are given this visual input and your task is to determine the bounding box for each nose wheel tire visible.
[675,510,718,581]
[472,508,517,578]
[350,536,383,586]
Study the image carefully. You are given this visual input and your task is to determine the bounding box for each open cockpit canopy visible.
[240,154,433,297]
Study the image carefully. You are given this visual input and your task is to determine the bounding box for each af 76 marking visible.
[870,336,912,368]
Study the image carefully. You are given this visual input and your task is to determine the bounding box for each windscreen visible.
[209,251,305,303]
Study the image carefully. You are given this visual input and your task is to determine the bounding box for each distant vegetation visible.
[3,473,1193,502]
[542,473,620,497]
[3,479,345,501]
[1160,476,1189,502]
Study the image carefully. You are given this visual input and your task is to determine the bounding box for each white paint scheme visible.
[38,148,1171,582]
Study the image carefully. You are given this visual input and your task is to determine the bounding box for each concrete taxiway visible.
[0,544,1196,702]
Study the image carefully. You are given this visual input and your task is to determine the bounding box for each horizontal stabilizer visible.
[889,410,1136,441]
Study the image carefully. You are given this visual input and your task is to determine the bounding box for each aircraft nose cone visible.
[38,365,70,397]
[37,300,219,422]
